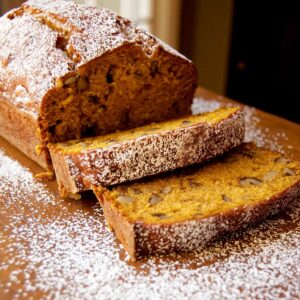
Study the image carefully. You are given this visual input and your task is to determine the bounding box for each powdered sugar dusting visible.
[193,96,290,154]
[1,97,300,299]
[0,0,190,115]
[0,12,72,114]
[0,150,56,207]
[243,106,289,153]
[192,96,222,114]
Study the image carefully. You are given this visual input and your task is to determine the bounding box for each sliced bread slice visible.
[49,107,244,197]
[94,143,300,260]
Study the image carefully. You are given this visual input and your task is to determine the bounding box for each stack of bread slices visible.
[1,0,299,260]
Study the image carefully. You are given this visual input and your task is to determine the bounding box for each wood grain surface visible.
[0,87,299,299]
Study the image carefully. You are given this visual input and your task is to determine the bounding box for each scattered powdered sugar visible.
[192,96,222,114]
[243,106,289,154]
[0,150,56,208]
[193,96,291,154]
[1,98,300,299]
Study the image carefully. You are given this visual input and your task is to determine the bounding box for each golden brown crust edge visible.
[95,181,300,261]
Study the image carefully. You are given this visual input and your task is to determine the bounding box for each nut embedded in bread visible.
[49,106,244,196]
[93,143,300,260]
[0,0,197,169]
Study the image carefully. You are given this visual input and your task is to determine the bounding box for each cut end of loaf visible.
[39,44,197,149]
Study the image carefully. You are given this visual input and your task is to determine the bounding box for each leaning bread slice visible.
[94,143,300,260]
[49,106,244,197]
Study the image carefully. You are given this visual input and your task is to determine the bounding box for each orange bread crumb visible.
[49,107,244,195]
[94,144,300,259]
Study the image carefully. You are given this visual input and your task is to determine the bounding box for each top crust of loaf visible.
[0,0,193,117]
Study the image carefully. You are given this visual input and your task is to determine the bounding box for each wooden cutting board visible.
[0,87,300,299]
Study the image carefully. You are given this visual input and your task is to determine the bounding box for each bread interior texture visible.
[39,44,196,148]
[103,144,300,224]
[51,107,239,154]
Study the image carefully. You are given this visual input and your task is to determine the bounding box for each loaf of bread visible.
[49,107,244,197]
[94,143,300,260]
[0,0,197,170]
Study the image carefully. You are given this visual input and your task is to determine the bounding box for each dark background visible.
[180,0,300,124]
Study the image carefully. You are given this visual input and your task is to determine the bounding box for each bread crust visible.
[0,0,197,169]
[49,109,245,195]
[97,181,300,260]
[0,97,48,168]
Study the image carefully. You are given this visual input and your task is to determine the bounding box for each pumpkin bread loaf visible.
[49,107,244,197]
[94,143,300,260]
[0,0,197,170]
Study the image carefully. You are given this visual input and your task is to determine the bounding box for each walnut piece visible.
[152,213,168,219]
[77,76,89,91]
[283,167,296,176]
[222,194,232,202]
[161,186,172,194]
[239,177,262,187]
[116,195,134,204]
[149,193,162,206]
